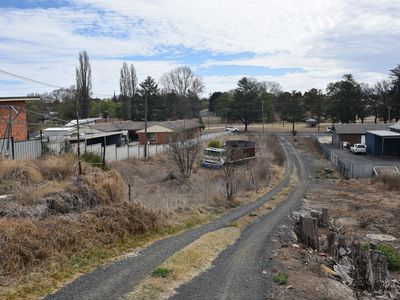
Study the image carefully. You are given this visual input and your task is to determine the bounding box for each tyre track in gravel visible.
[45,138,294,300]
[169,138,309,300]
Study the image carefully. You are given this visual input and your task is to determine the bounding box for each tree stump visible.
[310,208,329,228]
[294,216,320,251]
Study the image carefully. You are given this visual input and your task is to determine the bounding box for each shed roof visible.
[367,130,400,137]
[0,96,41,102]
[334,123,389,134]
[389,122,400,131]
[136,119,202,133]
[92,120,156,132]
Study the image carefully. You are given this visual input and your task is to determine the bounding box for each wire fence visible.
[313,135,374,179]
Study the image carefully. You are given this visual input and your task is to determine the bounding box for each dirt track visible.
[46,137,310,300]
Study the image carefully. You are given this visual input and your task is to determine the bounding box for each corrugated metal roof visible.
[334,123,389,134]
[91,121,154,132]
[367,130,400,137]
[0,96,41,102]
[389,122,400,131]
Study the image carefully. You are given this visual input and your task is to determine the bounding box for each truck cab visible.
[201,147,227,168]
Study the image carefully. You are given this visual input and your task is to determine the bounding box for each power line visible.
[0,68,114,98]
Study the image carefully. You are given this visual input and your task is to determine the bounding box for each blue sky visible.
[0,0,399,97]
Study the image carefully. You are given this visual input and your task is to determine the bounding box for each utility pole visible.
[144,91,148,158]
[225,108,228,129]
[76,101,83,176]
[262,100,265,135]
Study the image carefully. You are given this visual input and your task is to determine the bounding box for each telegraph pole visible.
[144,91,148,158]
[76,101,82,176]
[262,100,265,135]
[225,108,228,129]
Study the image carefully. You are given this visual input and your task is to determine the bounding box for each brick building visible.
[0,97,40,141]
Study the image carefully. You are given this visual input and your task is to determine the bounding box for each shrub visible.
[81,152,109,170]
[376,243,400,271]
[273,272,288,285]
[152,267,172,278]
[207,140,222,148]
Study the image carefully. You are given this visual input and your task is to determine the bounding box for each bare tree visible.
[120,63,138,120]
[129,64,138,119]
[160,66,204,97]
[222,163,237,202]
[75,51,92,118]
[258,81,283,97]
[375,79,393,123]
[120,62,131,120]
[167,134,202,178]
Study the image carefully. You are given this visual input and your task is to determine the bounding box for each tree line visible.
[28,51,207,125]
[208,65,400,131]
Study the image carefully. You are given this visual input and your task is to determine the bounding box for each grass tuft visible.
[273,272,288,285]
[152,267,173,278]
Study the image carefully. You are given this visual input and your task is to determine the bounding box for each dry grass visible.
[127,227,241,300]
[372,173,400,191]
[0,160,43,194]
[0,203,159,297]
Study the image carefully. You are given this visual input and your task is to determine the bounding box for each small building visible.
[305,118,317,128]
[137,119,202,145]
[366,130,400,157]
[332,123,389,148]
[91,120,154,142]
[0,96,41,141]
[389,122,400,133]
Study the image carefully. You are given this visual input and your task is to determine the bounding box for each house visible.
[136,119,203,145]
[332,123,389,148]
[0,96,40,141]
[91,120,155,142]
[366,130,400,157]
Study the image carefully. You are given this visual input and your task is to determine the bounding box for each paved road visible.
[170,139,309,300]
[46,139,297,300]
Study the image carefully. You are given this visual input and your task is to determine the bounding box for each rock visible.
[262,270,267,275]
[291,244,300,248]
[339,247,347,257]
[366,233,396,242]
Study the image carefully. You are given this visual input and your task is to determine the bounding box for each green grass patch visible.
[151,267,173,278]
[376,244,400,271]
[273,272,288,285]
[81,152,109,170]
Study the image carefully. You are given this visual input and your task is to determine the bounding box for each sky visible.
[0,0,399,98]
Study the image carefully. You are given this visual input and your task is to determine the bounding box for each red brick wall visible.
[0,101,28,141]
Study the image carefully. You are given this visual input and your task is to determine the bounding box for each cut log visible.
[320,208,329,227]
[294,216,320,251]
[351,243,391,292]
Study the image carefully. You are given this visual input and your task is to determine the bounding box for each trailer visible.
[201,140,256,169]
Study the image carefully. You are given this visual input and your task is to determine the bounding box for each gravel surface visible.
[45,139,294,300]
[170,139,310,300]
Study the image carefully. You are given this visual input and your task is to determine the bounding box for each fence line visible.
[1,131,229,162]
[313,135,373,179]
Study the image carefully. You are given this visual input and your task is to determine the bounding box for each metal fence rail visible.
[313,135,374,179]
[0,131,229,162]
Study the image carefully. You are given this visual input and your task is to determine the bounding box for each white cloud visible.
[0,0,399,96]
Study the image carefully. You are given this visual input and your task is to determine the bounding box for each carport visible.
[366,130,400,157]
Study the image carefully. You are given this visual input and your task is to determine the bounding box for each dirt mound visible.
[0,203,160,282]
[0,160,43,194]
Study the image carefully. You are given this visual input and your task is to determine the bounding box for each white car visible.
[350,144,367,154]
[225,127,239,133]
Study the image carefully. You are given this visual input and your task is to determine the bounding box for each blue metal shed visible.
[366,130,400,157]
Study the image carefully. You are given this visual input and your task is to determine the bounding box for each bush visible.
[152,267,172,278]
[81,152,109,170]
[376,244,400,271]
[273,272,288,285]
[207,140,222,148]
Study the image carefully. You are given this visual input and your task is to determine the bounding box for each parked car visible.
[343,141,351,150]
[225,127,239,133]
[350,143,367,154]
